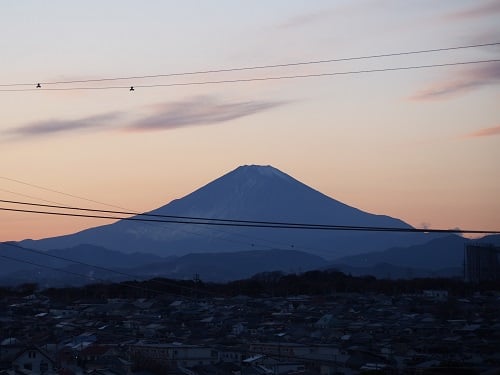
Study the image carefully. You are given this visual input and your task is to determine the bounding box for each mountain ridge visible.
[331,235,468,269]
[19,165,443,259]
[4,234,498,286]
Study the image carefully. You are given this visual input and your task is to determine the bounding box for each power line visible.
[0,188,65,206]
[1,41,498,87]
[1,205,498,234]
[2,198,499,234]
[1,59,499,92]
[0,198,395,228]
[0,241,220,298]
[0,177,294,250]
[0,252,167,296]
[0,176,129,211]
[0,177,303,251]
[22,197,294,230]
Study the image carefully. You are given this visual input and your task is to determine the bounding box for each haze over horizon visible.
[1,1,499,242]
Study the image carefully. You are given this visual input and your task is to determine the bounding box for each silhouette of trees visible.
[4,270,498,301]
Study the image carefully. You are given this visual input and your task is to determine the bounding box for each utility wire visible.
[1,41,498,87]
[0,178,293,250]
[0,177,302,251]
[0,198,391,228]
[0,176,128,211]
[1,59,499,92]
[1,205,498,234]
[0,198,448,232]
[0,240,220,298]
[0,252,168,296]
[0,188,65,206]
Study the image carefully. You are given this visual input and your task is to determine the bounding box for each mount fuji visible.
[20,165,442,260]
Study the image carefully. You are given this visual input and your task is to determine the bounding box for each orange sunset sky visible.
[1,0,499,242]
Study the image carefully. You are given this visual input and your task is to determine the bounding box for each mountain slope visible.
[0,243,165,276]
[331,235,468,270]
[0,247,326,285]
[20,165,443,259]
[128,249,327,282]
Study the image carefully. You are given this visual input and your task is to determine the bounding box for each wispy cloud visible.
[463,125,500,138]
[445,0,500,20]
[465,30,500,47]
[127,96,285,132]
[2,96,286,141]
[279,9,335,29]
[278,0,390,29]
[4,112,123,138]
[410,62,500,101]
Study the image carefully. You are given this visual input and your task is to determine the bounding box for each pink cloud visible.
[446,0,500,20]
[410,62,500,101]
[464,125,500,138]
[466,30,500,48]
[3,96,286,141]
[3,112,123,138]
[279,9,335,29]
[278,0,393,29]
[127,96,285,132]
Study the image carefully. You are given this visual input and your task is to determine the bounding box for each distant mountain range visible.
[19,165,444,260]
[2,235,499,286]
[3,165,497,286]
[0,243,326,285]
[333,235,468,270]
[0,243,165,285]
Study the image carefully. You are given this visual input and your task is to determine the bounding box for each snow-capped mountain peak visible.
[20,165,442,259]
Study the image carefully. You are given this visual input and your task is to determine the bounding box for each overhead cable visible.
[0,205,498,234]
[0,177,300,250]
[0,252,167,296]
[0,176,128,210]
[0,240,220,298]
[1,41,498,87]
[1,59,499,92]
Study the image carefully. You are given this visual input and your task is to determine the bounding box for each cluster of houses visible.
[1,289,500,374]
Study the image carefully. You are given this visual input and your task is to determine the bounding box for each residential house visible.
[12,346,55,374]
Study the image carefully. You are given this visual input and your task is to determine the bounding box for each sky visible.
[0,0,499,242]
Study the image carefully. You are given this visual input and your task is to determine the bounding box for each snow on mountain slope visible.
[20,165,442,259]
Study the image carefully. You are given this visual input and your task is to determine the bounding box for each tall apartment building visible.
[464,244,500,283]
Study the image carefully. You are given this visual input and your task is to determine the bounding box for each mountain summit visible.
[21,165,440,259]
